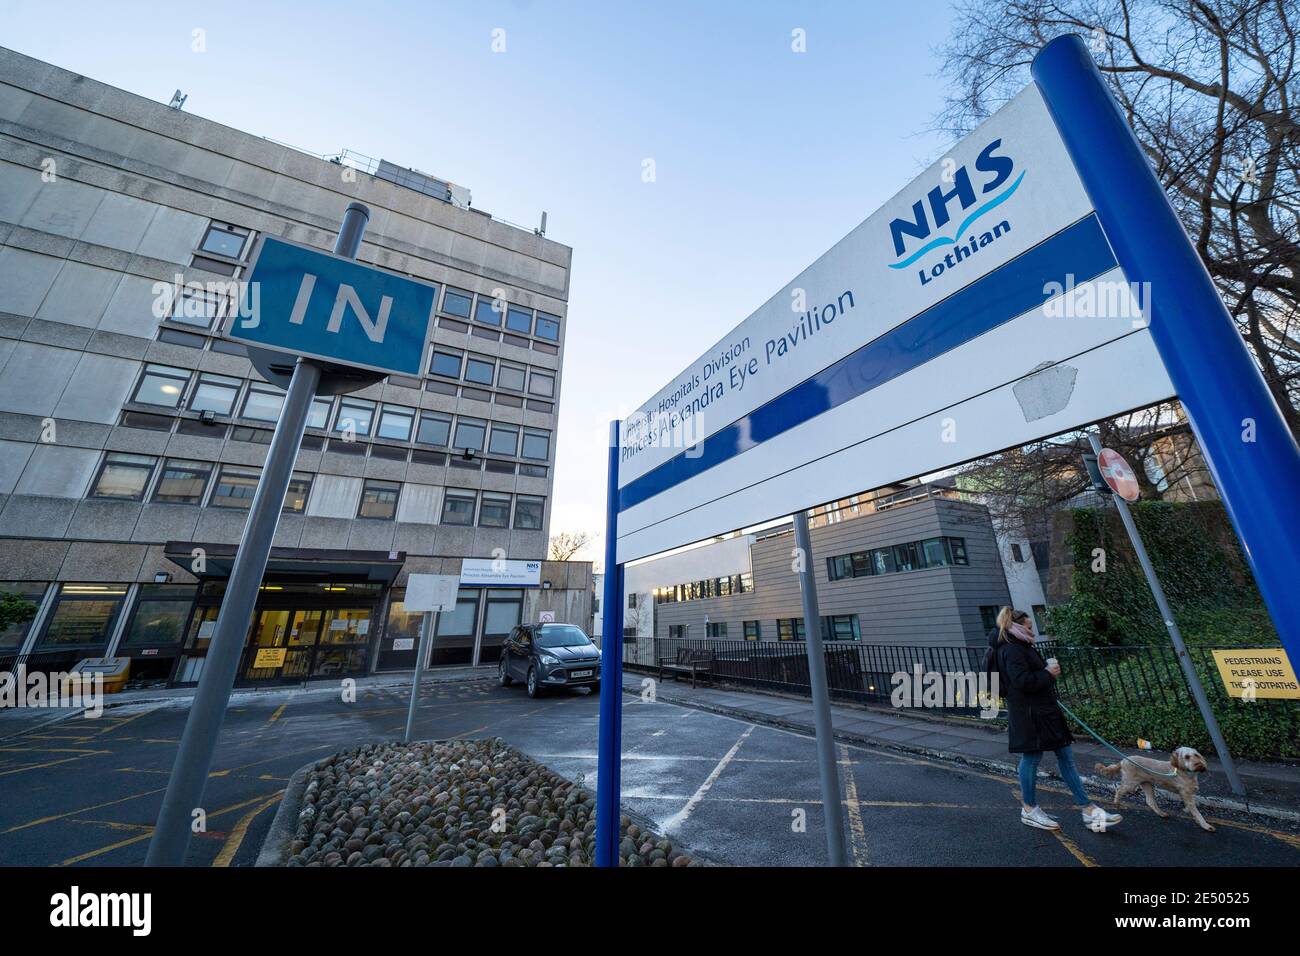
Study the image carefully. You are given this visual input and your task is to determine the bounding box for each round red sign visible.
[1098,447,1140,502]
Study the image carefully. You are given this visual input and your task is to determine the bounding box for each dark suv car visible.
[499,623,601,697]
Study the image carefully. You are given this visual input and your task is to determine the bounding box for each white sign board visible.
[538,611,556,624]
[459,559,542,587]
[404,573,460,612]
[616,84,1173,564]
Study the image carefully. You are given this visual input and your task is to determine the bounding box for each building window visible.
[211,465,260,509]
[284,473,312,513]
[488,424,519,457]
[171,286,224,329]
[1011,542,1025,562]
[627,592,638,609]
[822,615,860,641]
[188,373,241,416]
[376,404,415,442]
[442,287,473,318]
[668,624,687,640]
[133,364,190,408]
[497,364,526,391]
[528,370,555,397]
[706,622,727,638]
[777,618,805,641]
[514,495,544,530]
[0,582,47,651]
[1032,605,1048,633]
[521,429,550,460]
[980,606,999,631]
[535,312,560,341]
[416,412,451,447]
[122,584,196,647]
[335,398,375,437]
[307,397,332,429]
[827,555,853,581]
[242,384,284,422]
[464,356,495,385]
[358,479,400,520]
[198,221,250,259]
[92,453,156,500]
[505,306,533,334]
[36,584,129,649]
[947,537,969,565]
[473,297,502,327]
[441,488,476,525]
[479,492,512,528]
[453,418,486,453]
[743,620,761,641]
[151,458,212,504]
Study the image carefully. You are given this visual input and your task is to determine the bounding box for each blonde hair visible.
[996,606,1030,642]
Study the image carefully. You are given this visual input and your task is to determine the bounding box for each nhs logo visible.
[887,139,1024,285]
[227,236,437,377]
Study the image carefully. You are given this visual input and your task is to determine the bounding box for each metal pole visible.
[1086,433,1246,796]
[594,420,624,867]
[1033,35,1300,667]
[792,510,849,866]
[403,611,433,743]
[145,202,370,866]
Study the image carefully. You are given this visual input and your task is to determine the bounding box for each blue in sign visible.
[228,236,437,377]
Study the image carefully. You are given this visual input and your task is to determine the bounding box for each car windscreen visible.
[535,625,591,648]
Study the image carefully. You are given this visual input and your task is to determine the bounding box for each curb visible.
[628,686,1300,827]
[256,755,332,867]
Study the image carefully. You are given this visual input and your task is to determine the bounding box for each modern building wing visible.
[0,47,588,685]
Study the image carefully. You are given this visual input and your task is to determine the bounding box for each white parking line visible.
[660,725,755,834]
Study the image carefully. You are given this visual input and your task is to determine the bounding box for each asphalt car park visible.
[0,677,1296,867]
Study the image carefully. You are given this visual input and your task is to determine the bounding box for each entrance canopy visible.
[164,542,405,584]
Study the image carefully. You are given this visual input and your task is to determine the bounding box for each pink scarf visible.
[1007,622,1034,644]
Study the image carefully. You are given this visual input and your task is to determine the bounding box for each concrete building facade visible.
[0,48,590,685]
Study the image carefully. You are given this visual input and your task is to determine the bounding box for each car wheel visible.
[526,667,542,699]
[498,659,512,687]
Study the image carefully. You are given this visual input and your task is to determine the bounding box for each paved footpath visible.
[0,674,1296,867]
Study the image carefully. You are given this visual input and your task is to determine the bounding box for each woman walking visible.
[988,607,1121,832]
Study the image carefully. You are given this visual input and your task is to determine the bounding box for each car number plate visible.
[571,669,593,678]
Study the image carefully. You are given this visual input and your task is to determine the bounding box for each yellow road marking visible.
[1052,828,1098,867]
[1207,816,1300,851]
[3,787,168,833]
[267,699,291,724]
[839,745,868,866]
[58,791,279,867]
[212,794,283,867]
[0,755,90,775]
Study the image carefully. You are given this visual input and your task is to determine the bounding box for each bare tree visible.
[548,531,592,561]
[939,0,1300,435]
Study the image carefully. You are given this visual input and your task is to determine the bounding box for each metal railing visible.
[642,637,1300,741]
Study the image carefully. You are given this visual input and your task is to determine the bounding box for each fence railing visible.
[643,637,1300,741]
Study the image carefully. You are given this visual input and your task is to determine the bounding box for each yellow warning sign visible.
[253,647,288,669]
[1211,649,1299,700]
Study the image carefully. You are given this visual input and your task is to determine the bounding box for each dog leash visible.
[1055,698,1180,778]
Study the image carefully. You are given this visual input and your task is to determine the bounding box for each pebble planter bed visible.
[281,737,699,867]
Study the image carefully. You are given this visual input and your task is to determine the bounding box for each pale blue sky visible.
[4,0,958,563]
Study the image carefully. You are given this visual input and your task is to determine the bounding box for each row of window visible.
[664,614,861,642]
[180,221,564,345]
[129,364,552,460]
[653,573,755,605]
[86,452,546,528]
[428,347,556,398]
[825,537,969,581]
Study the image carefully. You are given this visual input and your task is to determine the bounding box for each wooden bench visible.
[657,648,714,688]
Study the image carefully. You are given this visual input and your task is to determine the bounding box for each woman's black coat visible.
[988,628,1073,753]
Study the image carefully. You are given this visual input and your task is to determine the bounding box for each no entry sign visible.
[1098,447,1141,501]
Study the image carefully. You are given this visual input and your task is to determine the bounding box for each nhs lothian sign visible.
[227,236,436,376]
[594,34,1300,868]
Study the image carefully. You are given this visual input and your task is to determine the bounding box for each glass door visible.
[243,609,293,681]
[311,607,372,677]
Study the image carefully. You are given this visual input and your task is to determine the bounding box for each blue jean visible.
[1019,745,1091,807]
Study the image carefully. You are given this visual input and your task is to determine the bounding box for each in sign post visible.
[146,202,443,866]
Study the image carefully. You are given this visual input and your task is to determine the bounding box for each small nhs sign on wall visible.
[227,236,437,377]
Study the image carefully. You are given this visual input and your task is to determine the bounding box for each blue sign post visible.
[594,421,625,867]
[1033,35,1300,665]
